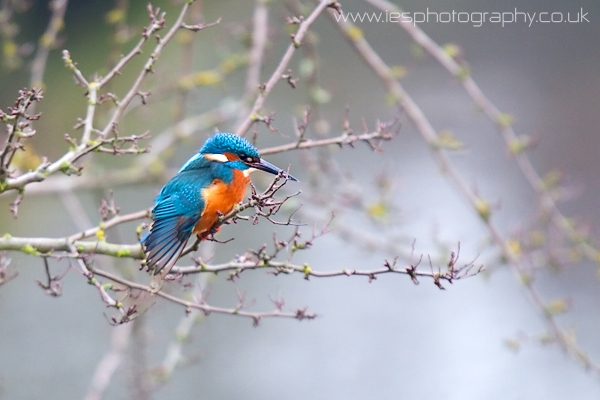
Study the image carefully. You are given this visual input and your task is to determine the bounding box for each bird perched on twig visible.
[142,132,297,288]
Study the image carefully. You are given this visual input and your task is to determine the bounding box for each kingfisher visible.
[142,132,297,283]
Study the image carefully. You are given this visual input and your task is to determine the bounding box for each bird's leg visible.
[201,226,221,239]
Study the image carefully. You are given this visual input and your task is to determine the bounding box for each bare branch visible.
[98,4,166,89]
[236,0,332,136]
[236,0,269,127]
[98,6,220,138]
[0,236,144,259]
[35,257,66,296]
[68,209,149,242]
[174,244,481,287]
[260,118,399,156]
[30,0,69,89]
[92,268,316,324]
[84,324,132,400]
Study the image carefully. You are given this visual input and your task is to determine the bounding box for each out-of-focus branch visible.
[80,78,97,145]
[246,0,269,97]
[30,0,69,89]
[152,242,214,385]
[10,167,153,195]
[0,0,22,71]
[84,324,133,400]
[135,101,240,169]
[235,0,333,136]
[105,0,131,75]
[236,0,269,127]
[171,0,201,126]
[328,8,600,375]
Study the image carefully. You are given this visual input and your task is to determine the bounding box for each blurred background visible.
[1,0,599,399]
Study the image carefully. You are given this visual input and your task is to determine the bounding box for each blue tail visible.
[142,215,196,276]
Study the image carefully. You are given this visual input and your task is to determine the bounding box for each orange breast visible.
[193,169,250,238]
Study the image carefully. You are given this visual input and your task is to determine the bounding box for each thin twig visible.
[236,0,269,127]
[173,254,480,285]
[260,127,396,155]
[98,9,160,89]
[235,0,332,136]
[30,0,69,89]
[68,209,149,242]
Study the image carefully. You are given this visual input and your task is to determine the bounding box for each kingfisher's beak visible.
[249,158,298,181]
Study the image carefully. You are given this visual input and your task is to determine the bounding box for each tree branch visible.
[235,0,333,136]
[92,267,316,326]
[30,0,69,89]
[173,248,481,288]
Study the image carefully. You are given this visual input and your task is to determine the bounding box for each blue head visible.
[180,132,297,181]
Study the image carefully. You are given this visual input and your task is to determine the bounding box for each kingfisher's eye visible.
[243,156,255,163]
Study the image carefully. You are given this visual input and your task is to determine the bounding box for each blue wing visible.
[142,169,211,276]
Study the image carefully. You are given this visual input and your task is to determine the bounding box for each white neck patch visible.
[204,153,229,163]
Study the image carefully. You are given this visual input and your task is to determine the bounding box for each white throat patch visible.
[243,167,257,177]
